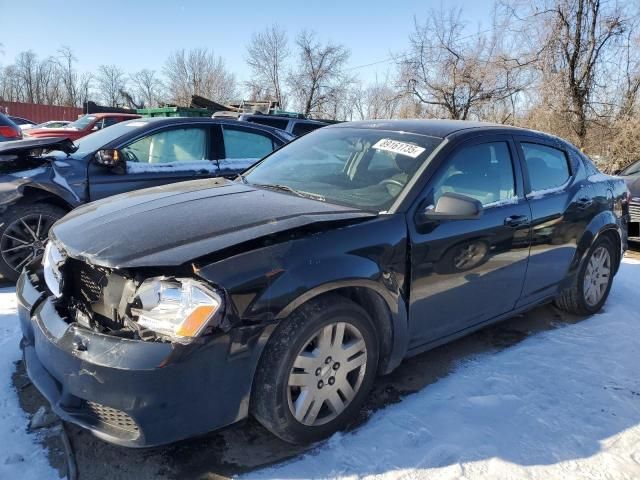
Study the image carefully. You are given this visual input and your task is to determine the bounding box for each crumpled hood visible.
[51,179,375,268]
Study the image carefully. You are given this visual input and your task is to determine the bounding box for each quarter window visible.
[432,142,516,207]
[292,122,322,136]
[521,143,570,192]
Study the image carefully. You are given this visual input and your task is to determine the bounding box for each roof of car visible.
[90,112,141,118]
[327,119,532,138]
[118,116,293,137]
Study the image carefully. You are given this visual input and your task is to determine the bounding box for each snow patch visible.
[246,259,640,480]
[0,287,60,480]
[126,160,219,174]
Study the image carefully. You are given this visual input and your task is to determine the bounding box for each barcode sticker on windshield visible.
[372,139,426,158]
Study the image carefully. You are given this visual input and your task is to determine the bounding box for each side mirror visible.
[418,192,483,223]
[92,124,101,131]
[94,149,124,170]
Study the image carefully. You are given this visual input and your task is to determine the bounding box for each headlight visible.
[43,241,65,297]
[131,278,223,340]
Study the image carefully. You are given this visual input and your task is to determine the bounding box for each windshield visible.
[67,115,97,130]
[64,119,149,157]
[620,160,640,176]
[245,127,443,211]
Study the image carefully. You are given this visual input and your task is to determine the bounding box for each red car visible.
[25,113,141,141]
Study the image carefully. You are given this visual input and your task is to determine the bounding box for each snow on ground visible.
[1,260,639,480]
[0,286,60,480]
[247,258,640,480]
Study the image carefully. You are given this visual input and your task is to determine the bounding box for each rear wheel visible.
[0,203,65,282]
[555,235,615,315]
[251,295,379,444]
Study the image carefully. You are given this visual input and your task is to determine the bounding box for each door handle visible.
[576,197,593,209]
[504,215,530,228]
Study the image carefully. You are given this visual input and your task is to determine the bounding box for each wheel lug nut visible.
[317,380,324,389]
[325,356,332,364]
[333,362,340,370]
[328,377,335,385]
[315,368,322,376]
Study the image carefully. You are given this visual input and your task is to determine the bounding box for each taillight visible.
[0,125,21,139]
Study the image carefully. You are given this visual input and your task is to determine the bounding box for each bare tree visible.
[535,0,626,147]
[287,31,352,117]
[130,69,164,108]
[163,48,237,105]
[56,46,92,107]
[402,6,528,121]
[246,24,289,106]
[96,64,127,106]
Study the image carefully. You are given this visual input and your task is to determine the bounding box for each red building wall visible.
[0,101,83,123]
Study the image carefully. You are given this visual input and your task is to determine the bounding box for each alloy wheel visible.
[0,214,57,273]
[287,322,367,426]
[583,245,611,307]
[453,242,488,270]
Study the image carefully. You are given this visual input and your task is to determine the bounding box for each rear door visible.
[513,135,592,306]
[407,135,532,348]
[218,124,283,177]
[88,124,222,200]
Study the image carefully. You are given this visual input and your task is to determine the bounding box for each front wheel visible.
[251,295,379,444]
[555,235,616,315]
[0,203,66,282]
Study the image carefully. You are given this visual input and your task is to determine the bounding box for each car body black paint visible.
[18,120,628,447]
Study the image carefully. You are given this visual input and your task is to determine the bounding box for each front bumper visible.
[17,271,271,447]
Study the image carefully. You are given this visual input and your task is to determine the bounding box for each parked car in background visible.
[237,113,331,137]
[0,114,23,142]
[17,120,628,448]
[8,115,37,130]
[617,159,640,240]
[24,113,141,141]
[25,120,71,130]
[0,117,292,280]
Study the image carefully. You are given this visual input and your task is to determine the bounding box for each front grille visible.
[66,259,108,304]
[84,401,139,434]
[630,202,640,222]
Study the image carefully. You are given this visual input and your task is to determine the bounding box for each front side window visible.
[245,127,443,210]
[432,142,516,207]
[620,160,640,176]
[120,127,208,173]
[521,143,570,192]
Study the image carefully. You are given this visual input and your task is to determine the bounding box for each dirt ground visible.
[13,244,640,480]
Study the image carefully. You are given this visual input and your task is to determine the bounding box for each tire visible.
[251,294,379,444]
[554,235,615,315]
[0,203,66,282]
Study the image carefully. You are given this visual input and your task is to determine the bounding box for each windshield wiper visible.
[251,183,326,202]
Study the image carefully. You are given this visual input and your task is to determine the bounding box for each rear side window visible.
[249,117,289,130]
[222,127,274,159]
[521,143,570,192]
[292,122,323,136]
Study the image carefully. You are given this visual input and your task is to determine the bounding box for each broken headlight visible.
[131,278,223,340]
[43,241,65,297]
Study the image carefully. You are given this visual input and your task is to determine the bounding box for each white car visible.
[23,120,71,130]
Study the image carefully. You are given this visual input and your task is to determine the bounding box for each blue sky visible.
[1,0,493,86]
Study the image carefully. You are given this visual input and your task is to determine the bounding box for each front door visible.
[88,125,221,200]
[407,136,532,349]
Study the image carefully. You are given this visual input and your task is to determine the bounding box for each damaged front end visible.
[17,241,272,447]
[42,241,232,344]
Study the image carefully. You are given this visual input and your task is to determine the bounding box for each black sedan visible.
[0,117,293,280]
[17,120,628,447]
